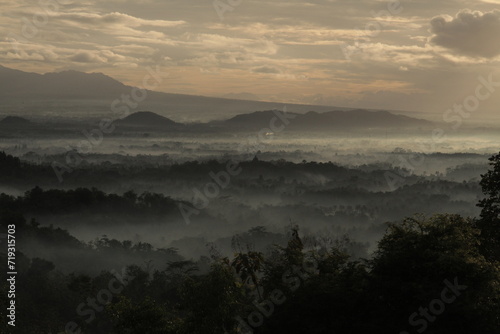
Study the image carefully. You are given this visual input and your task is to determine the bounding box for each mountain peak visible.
[0,65,127,98]
[222,109,431,131]
[117,111,180,128]
[0,116,31,125]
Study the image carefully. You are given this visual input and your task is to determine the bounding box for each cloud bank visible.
[430,9,500,58]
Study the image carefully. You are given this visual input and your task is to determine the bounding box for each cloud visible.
[69,51,106,63]
[5,50,45,61]
[252,66,280,74]
[429,9,500,58]
[194,34,278,55]
[111,44,156,55]
[343,42,434,67]
[2,0,500,113]
[54,11,186,28]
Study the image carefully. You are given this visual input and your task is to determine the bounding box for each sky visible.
[1,0,500,116]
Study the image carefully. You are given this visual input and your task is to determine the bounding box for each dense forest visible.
[0,152,499,333]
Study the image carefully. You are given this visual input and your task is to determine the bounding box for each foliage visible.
[477,151,500,261]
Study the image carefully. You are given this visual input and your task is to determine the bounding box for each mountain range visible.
[222,109,431,130]
[0,109,431,133]
[0,65,428,123]
[0,65,338,121]
[0,65,128,98]
[0,65,432,130]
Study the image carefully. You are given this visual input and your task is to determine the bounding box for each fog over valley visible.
[1,0,500,332]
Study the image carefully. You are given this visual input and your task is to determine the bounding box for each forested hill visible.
[0,152,499,333]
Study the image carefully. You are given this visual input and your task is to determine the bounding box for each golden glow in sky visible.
[2,0,500,114]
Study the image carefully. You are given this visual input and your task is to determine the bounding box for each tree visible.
[368,214,500,334]
[231,251,264,300]
[107,296,181,334]
[180,263,247,334]
[477,152,500,261]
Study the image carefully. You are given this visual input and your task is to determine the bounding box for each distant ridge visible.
[116,111,181,129]
[0,65,401,122]
[293,109,431,129]
[0,116,31,125]
[223,109,431,131]
[113,109,431,132]
[0,65,127,98]
[225,110,299,125]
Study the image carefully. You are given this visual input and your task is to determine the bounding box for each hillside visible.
[0,65,403,122]
[222,109,431,131]
[0,65,128,98]
[0,115,31,125]
[115,111,181,129]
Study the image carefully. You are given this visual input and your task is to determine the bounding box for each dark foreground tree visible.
[258,215,500,334]
[477,152,500,261]
[368,214,500,334]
